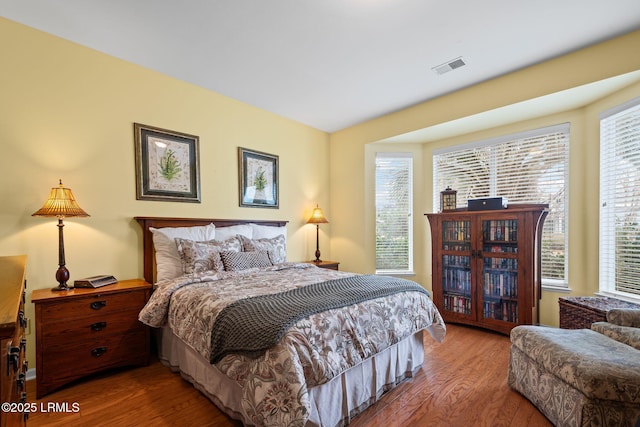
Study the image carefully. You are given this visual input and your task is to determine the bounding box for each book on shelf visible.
[442,255,471,293]
[484,244,518,253]
[443,294,472,315]
[483,220,519,242]
[484,271,518,297]
[443,221,470,242]
[483,300,519,323]
[484,257,518,270]
[443,243,471,251]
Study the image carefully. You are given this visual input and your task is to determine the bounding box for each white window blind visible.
[375,153,413,273]
[433,124,569,285]
[600,97,640,298]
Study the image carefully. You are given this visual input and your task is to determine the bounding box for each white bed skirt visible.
[157,327,426,426]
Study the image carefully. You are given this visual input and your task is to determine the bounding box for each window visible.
[600,97,640,299]
[433,124,570,286]
[375,153,413,274]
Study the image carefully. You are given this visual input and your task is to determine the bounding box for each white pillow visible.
[215,224,252,241]
[151,224,216,282]
[250,223,287,242]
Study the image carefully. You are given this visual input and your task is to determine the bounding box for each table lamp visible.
[32,179,90,291]
[307,205,329,262]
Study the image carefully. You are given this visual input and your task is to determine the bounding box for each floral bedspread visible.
[139,263,446,426]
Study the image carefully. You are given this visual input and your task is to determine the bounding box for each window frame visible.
[433,123,570,288]
[375,152,414,275]
[599,97,640,301]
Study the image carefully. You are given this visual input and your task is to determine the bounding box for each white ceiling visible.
[2,1,640,132]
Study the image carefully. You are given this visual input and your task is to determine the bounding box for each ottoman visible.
[508,325,640,427]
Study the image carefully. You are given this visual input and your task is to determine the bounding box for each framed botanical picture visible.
[238,147,279,208]
[134,123,201,203]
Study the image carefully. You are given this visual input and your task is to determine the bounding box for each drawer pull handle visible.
[91,347,107,357]
[17,373,25,392]
[19,310,28,329]
[91,300,107,310]
[8,346,20,372]
[91,321,107,331]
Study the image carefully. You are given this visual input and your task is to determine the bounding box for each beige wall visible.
[0,18,331,368]
[3,17,640,371]
[330,30,640,327]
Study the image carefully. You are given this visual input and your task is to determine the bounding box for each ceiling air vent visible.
[432,57,466,75]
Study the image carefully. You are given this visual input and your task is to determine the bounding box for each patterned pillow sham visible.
[150,223,216,281]
[175,237,242,274]
[220,250,273,271]
[238,234,287,264]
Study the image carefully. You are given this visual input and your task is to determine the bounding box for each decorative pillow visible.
[150,224,216,281]
[250,223,287,242]
[215,224,252,241]
[238,234,287,264]
[175,237,242,274]
[606,308,640,328]
[591,322,640,351]
[220,250,272,271]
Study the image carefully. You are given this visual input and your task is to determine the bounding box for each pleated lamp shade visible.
[307,205,328,262]
[306,205,329,224]
[32,179,90,218]
[32,179,89,291]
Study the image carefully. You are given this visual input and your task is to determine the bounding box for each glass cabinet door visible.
[481,219,519,323]
[441,220,472,316]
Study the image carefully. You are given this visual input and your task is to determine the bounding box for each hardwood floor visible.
[26,324,551,427]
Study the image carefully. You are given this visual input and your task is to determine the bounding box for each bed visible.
[135,216,446,426]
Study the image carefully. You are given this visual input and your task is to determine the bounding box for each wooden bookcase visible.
[425,204,548,335]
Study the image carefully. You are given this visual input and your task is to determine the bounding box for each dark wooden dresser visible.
[0,255,28,427]
[32,279,151,398]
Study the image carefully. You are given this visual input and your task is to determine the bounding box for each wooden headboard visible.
[135,216,289,283]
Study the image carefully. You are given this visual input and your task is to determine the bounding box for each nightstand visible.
[32,279,151,398]
[306,260,340,271]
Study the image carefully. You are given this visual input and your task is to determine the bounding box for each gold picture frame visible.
[238,147,279,209]
[134,123,201,203]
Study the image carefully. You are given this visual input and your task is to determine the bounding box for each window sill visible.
[376,271,415,277]
[542,279,570,294]
[542,284,571,293]
[595,291,640,305]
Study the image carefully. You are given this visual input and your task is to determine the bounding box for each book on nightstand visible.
[74,275,118,288]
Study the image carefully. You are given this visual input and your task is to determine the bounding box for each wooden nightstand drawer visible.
[39,290,147,323]
[32,279,152,398]
[39,329,148,388]
[41,316,146,349]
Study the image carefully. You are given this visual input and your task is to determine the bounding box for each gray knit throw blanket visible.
[209,274,430,363]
